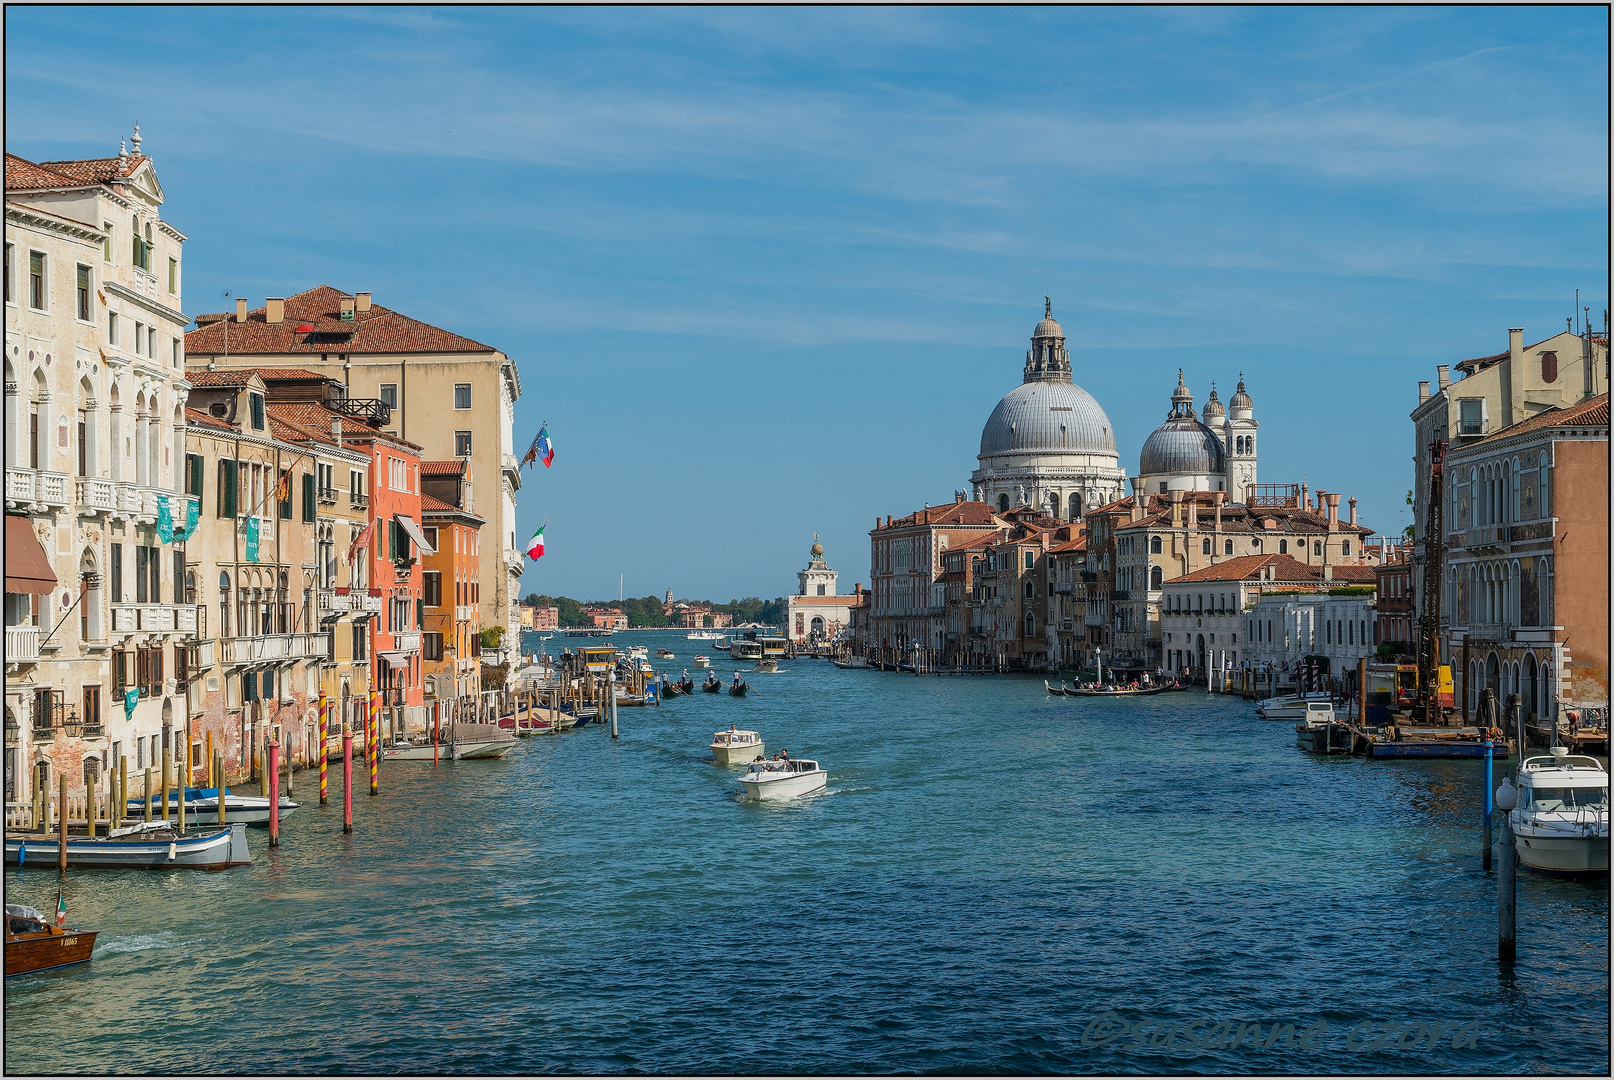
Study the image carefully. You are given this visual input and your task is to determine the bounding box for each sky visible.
[6,7,1607,602]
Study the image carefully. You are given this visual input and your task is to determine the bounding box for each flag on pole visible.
[521,430,541,469]
[536,426,554,468]
[348,519,375,564]
[525,526,545,560]
[274,471,290,505]
[56,883,66,927]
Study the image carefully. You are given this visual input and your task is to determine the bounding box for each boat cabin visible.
[579,647,617,673]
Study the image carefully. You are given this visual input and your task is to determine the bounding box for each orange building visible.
[421,491,483,714]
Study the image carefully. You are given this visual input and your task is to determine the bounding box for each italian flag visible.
[525,526,545,560]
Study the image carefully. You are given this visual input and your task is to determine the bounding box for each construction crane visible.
[1417,438,1447,726]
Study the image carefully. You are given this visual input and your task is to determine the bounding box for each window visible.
[168,256,178,295]
[817,584,826,596]
[186,453,204,496]
[454,384,471,409]
[3,242,10,303]
[1150,536,1162,554]
[217,457,237,517]
[1314,541,1322,556]
[76,265,91,320]
[1458,399,1485,436]
[29,251,46,310]
[172,337,181,368]
[379,384,398,410]
[455,430,472,456]
[350,469,364,497]
[423,632,444,661]
[1224,539,1234,555]
[103,221,114,262]
[248,393,265,431]
[1278,539,1288,554]
[352,622,368,662]
[132,214,151,270]
[301,473,316,523]
[1024,550,1034,570]
[110,543,124,601]
[1202,538,1212,555]
[423,571,442,607]
[1342,540,1351,556]
[108,311,119,346]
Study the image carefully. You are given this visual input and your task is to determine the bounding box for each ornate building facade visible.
[1134,370,1258,496]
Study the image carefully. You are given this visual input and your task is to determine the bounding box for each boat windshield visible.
[1527,786,1609,811]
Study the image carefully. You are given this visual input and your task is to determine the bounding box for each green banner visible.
[156,496,200,544]
[246,514,260,562]
[124,688,139,717]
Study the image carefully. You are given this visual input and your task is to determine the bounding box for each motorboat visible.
[1257,691,1335,721]
[6,904,97,978]
[447,724,519,759]
[627,645,649,660]
[127,787,297,827]
[381,738,449,760]
[1509,749,1610,876]
[752,658,779,673]
[738,756,827,800]
[693,654,711,668]
[711,726,765,765]
[1294,702,1352,754]
[657,648,675,659]
[6,822,250,869]
[687,629,723,641]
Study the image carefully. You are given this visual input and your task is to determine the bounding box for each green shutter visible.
[223,460,237,518]
[388,520,397,560]
[302,474,316,523]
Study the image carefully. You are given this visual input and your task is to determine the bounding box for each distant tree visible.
[523,592,542,608]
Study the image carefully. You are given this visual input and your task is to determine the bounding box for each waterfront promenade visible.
[5,644,1607,1073]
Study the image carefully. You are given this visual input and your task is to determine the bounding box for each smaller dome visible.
[1201,385,1225,422]
[1140,418,1226,477]
[1230,375,1253,410]
[1032,297,1063,340]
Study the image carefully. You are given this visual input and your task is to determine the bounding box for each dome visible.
[1230,375,1253,410]
[979,380,1116,456]
[1201,385,1225,423]
[1139,418,1226,477]
[1033,315,1063,340]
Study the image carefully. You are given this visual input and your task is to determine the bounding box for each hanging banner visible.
[156,496,200,544]
[124,688,140,718]
[246,515,261,562]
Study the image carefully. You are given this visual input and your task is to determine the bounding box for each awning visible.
[378,651,409,669]
[5,515,58,595]
[394,513,435,556]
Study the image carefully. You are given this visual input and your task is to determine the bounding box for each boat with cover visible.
[752,658,779,673]
[6,904,97,978]
[1293,702,1352,754]
[445,723,519,759]
[730,640,764,662]
[711,726,764,765]
[1509,748,1610,876]
[738,755,827,800]
[6,821,250,869]
[687,629,723,641]
[127,787,297,827]
[1257,691,1335,721]
[657,648,675,658]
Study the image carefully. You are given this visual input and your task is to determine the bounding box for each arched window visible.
[1342,540,1350,556]
[998,494,1009,513]
[1150,536,1162,554]
[1279,539,1288,554]
[1069,492,1082,521]
[1025,612,1035,636]
[1024,581,1034,599]
[1150,566,1163,590]
[1202,538,1211,555]
[1314,541,1322,556]
[1224,539,1233,555]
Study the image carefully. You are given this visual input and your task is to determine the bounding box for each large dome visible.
[979,380,1116,456]
[1139,418,1225,476]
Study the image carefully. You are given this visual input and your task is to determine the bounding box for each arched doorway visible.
[1196,633,1206,672]
[998,494,1010,514]
[1524,654,1539,720]
[810,616,825,637]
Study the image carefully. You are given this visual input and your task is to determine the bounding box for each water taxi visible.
[6,904,97,978]
[1510,749,1610,876]
[687,629,723,641]
[711,726,764,765]
[693,654,711,668]
[738,756,827,800]
[752,658,779,673]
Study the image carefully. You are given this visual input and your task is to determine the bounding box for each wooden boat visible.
[5,822,250,869]
[1060,682,1175,698]
[6,904,97,978]
[1045,680,1069,696]
[702,676,723,694]
[728,677,749,698]
[678,676,695,695]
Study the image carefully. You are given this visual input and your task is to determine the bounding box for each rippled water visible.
[6,632,1608,1074]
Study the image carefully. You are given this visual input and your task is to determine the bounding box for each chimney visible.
[855,583,862,599]
[1186,496,1198,529]
[1322,564,1333,581]
[1436,364,1450,391]
[1378,536,1387,565]
[886,516,892,527]
[235,298,248,323]
[1213,490,1225,531]
[355,292,372,313]
[1300,482,1308,510]
[1509,327,1524,363]
[955,491,965,504]
[339,297,356,321]
[1348,497,1357,527]
[265,297,284,324]
[1169,489,1183,527]
[1325,493,1340,529]
[1418,381,1430,402]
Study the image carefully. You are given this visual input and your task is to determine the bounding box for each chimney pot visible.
[1418,380,1430,402]
[235,298,248,323]
[1348,497,1357,526]
[265,297,284,324]
[1436,364,1450,390]
[355,292,372,313]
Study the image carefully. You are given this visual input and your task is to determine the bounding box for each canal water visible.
[5,631,1608,1073]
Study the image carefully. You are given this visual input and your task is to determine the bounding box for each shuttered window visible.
[423,571,442,607]
[148,545,160,603]
[218,457,238,517]
[110,543,123,601]
[302,473,316,523]
[135,546,150,603]
[186,453,204,496]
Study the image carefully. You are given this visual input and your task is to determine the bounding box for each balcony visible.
[317,485,339,505]
[193,640,217,670]
[110,603,198,634]
[220,633,329,665]
[1053,582,1074,595]
[457,605,473,623]
[349,492,369,511]
[1463,623,1512,645]
[5,626,41,666]
[76,476,115,515]
[5,468,70,512]
[114,481,143,515]
[395,630,421,654]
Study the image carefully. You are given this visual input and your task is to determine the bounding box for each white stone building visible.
[787,537,857,644]
[1134,370,1258,497]
[5,129,195,809]
[970,301,1128,521]
[1242,591,1379,689]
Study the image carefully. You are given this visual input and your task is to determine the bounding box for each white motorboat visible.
[381,739,448,761]
[126,787,297,828]
[738,756,827,800]
[687,630,723,641]
[752,658,779,673]
[1509,749,1610,877]
[446,724,519,760]
[1257,691,1335,721]
[627,645,649,660]
[693,654,711,668]
[711,727,765,766]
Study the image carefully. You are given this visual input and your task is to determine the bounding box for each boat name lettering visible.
[1079,1011,1478,1052]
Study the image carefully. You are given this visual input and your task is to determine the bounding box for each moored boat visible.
[1509,749,1610,877]
[6,904,97,978]
[738,755,827,800]
[447,724,519,759]
[6,822,249,870]
[1257,691,1335,721]
[711,726,765,765]
[127,787,297,827]
[381,739,449,760]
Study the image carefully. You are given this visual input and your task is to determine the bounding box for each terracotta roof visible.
[184,285,498,357]
[6,152,148,191]
[241,367,330,381]
[420,493,485,525]
[875,501,1005,532]
[1048,536,1088,554]
[1327,565,1378,583]
[1464,393,1609,446]
[421,460,466,477]
[184,369,258,387]
[185,406,236,432]
[267,400,423,453]
[264,404,337,447]
[1166,553,1378,586]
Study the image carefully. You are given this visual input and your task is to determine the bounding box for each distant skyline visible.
[6,7,1607,599]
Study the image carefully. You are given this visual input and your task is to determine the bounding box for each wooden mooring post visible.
[318,688,329,806]
[342,724,354,834]
[267,738,281,848]
[57,773,68,874]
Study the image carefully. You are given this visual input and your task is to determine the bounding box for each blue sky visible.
[7,7,1607,602]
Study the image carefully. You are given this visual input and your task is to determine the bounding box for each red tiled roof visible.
[1466,392,1609,445]
[420,493,484,525]
[184,369,263,387]
[268,400,422,453]
[422,460,466,477]
[1167,553,1378,586]
[185,406,236,432]
[264,404,337,446]
[875,501,1002,531]
[1048,536,1088,554]
[184,285,498,357]
[6,152,148,191]
[242,367,331,381]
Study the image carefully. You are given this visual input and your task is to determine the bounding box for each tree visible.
[523,592,542,608]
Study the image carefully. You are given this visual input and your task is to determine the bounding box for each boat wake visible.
[95,932,180,955]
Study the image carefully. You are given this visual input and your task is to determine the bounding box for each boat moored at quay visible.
[6,822,251,870]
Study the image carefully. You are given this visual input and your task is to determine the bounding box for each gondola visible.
[1045,680,1070,696]
[1061,682,1177,698]
[702,676,723,694]
[728,676,749,697]
[678,676,696,695]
